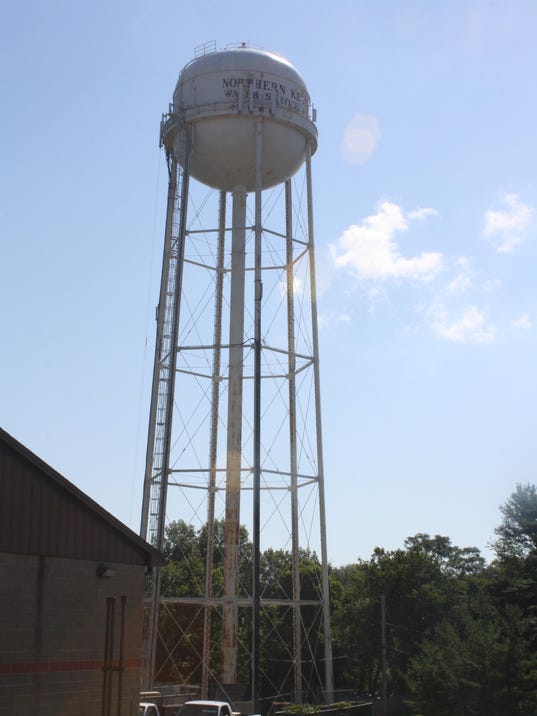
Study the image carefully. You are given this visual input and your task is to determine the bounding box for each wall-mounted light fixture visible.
[96,564,116,578]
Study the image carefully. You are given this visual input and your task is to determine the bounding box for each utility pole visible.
[381,595,387,716]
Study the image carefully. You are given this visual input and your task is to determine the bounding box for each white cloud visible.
[482,277,502,293]
[318,311,352,328]
[340,114,382,165]
[446,258,474,293]
[314,247,337,298]
[407,207,438,220]
[366,285,388,311]
[447,273,473,293]
[483,193,534,253]
[431,305,496,344]
[512,314,532,330]
[330,200,442,283]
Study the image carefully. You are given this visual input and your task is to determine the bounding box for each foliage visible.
[158,485,537,715]
[157,519,326,700]
[279,702,356,715]
[330,492,537,715]
[493,482,537,559]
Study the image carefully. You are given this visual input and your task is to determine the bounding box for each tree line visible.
[156,483,537,715]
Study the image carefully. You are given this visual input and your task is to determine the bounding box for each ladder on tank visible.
[140,145,191,688]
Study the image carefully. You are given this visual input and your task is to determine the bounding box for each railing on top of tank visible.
[186,42,287,71]
[224,41,263,51]
[192,40,261,59]
[194,41,216,58]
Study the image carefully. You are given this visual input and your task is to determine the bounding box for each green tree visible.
[157,521,207,683]
[406,485,537,715]
[404,533,485,576]
[488,483,537,712]
[156,520,328,700]
[493,482,537,559]
[161,520,205,597]
[406,571,517,716]
[330,534,490,712]
[407,611,509,716]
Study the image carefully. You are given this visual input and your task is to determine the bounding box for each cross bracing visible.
[141,149,333,706]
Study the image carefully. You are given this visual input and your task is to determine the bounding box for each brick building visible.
[0,427,163,715]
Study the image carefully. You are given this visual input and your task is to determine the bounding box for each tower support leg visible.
[223,185,248,684]
[306,147,334,703]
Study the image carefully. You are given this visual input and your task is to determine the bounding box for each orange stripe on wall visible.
[0,659,141,674]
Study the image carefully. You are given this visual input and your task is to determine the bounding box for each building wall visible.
[0,553,145,716]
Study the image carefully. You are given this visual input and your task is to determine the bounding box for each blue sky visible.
[1,0,536,566]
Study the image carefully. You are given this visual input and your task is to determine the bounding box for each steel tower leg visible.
[306,147,334,702]
[285,179,303,704]
[202,190,227,698]
[223,185,248,684]
[252,119,263,713]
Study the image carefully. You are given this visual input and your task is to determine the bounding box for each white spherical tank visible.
[161,46,317,191]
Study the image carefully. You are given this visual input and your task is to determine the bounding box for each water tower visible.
[140,43,333,708]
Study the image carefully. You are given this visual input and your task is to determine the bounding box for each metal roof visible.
[0,427,164,567]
